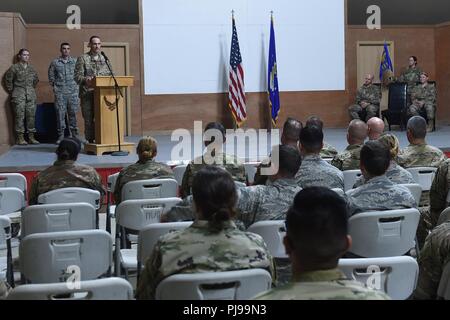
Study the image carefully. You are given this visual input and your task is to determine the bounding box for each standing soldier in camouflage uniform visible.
[305,116,338,159]
[346,141,416,216]
[74,36,112,143]
[113,136,174,204]
[29,138,105,205]
[354,133,415,188]
[4,48,39,145]
[407,72,436,132]
[48,43,81,144]
[254,187,390,300]
[180,122,246,197]
[414,221,450,299]
[348,74,381,122]
[331,120,367,171]
[398,56,422,97]
[136,166,275,300]
[295,125,344,190]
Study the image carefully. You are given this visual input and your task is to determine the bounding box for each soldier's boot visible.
[16,133,27,145]
[426,122,434,133]
[71,129,87,144]
[28,133,40,145]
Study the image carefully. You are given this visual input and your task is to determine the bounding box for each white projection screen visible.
[142,0,345,94]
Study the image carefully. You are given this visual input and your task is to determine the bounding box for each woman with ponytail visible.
[136,165,275,300]
[113,136,174,203]
[28,137,105,204]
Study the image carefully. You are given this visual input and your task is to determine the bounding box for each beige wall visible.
[0,13,26,153]
[435,23,450,125]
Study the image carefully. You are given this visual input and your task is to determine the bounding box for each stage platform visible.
[1,126,450,192]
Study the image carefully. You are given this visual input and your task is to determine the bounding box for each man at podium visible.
[74,36,112,143]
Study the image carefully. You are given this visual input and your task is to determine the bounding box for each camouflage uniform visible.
[320,142,338,159]
[4,63,39,136]
[0,280,10,300]
[353,161,415,188]
[414,222,450,300]
[48,56,80,139]
[180,152,246,198]
[74,52,111,141]
[331,144,363,171]
[407,83,436,121]
[254,268,390,300]
[398,66,422,96]
[346,175,417,216]
[348,84,381,121]
[295,154,344,190]
[429,160,450,228]
[397,143,445,169]
[136,220,275,300]
[29,160,105,205]
[113,159,174,203]
[237,178,301,228]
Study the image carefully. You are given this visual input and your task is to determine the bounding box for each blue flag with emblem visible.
[379,42,394,81]
[268,15,280,126]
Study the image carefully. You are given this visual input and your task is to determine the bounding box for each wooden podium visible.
[84,76,135,155]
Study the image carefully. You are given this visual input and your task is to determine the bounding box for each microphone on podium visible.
[101,51,110,62]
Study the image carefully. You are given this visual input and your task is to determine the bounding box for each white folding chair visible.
[348,208,420,257]
[7,277,133,300]
[155,268,272,300]
[343,169,362,191]
[106,172,120,233]
[244,162,260,185]
[234,181,246,189]
[331,187,345,198]
[406,167,437,192]
[0,173,27,202]
[338,256,419,300]
[115,198,183,278]
[399,183,422,207]
[323,158,333,164]
[37,187,101,210]
[37,187,101,228]
[437,207,450,226]
[137,221,192,280]
[21,203,96,238]
[19,229,112,284]
[173,164,188,186]
[0,187,25,234]
[247,220,287,258]
[0,216,14,287]
[121,178,178,201]
[438,262,450,300]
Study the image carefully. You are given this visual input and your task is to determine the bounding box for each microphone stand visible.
[103,54,129,156]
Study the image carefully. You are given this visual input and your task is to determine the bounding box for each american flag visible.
[228,15,247,127]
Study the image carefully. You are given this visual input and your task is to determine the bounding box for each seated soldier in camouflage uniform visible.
[180,122,245,198]
[353,133,415,188]
[407,72,436,132]
[113,136,174,204]
[331,119,367,171]
[367,117,385,141]
[295,125,344,190]
[254,187,390,300]
[305,116,338,159]
[29,138,105,205]
[429,159,450,230]
[253,117,302,186]
[136,166,275,300]
[414,220,450,299]
[348,74,381,122]
[346,140,416,216]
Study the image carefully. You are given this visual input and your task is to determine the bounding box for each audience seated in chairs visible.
[28,138,105,205]
[254,187,390,300]
[305,116,338,159]
[367,117,385,140]
[113,136,174,204]
[136,166,275,300]
[346,140,416,216]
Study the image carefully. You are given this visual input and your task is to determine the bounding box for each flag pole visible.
[231,9,237,130]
